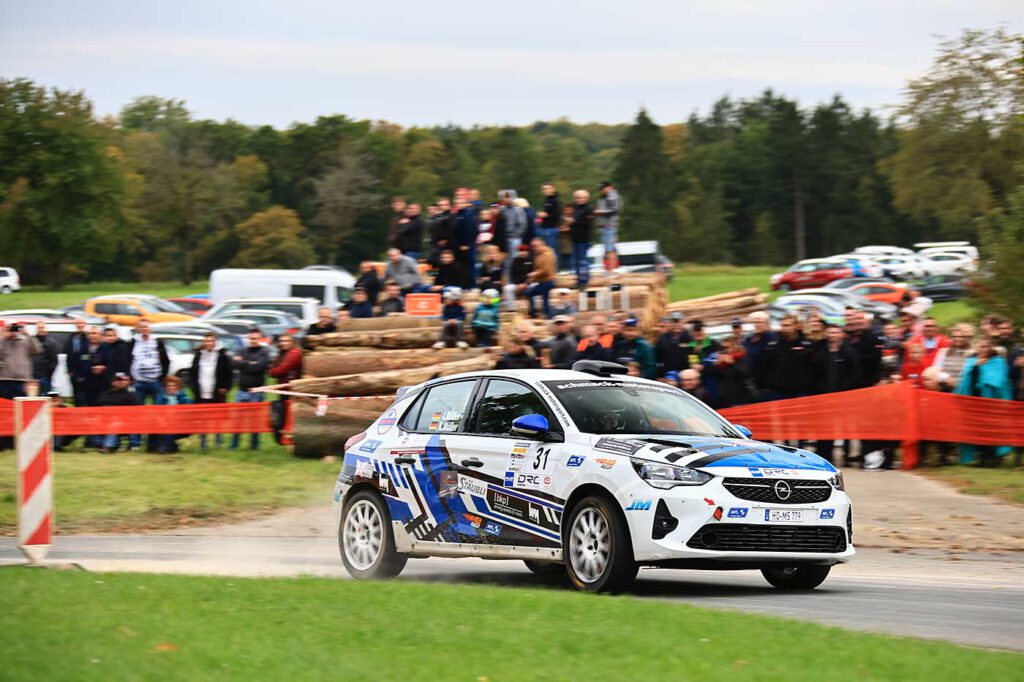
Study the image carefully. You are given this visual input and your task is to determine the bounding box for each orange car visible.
[84,295,195,326]
[847,282,908,305]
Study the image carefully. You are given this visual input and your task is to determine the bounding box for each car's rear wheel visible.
[761,564,831,590]
[778,283,790,292]
[564,495,637,593]
[523,560,564,576]
[0,286,10,294]
[339,490,407,580]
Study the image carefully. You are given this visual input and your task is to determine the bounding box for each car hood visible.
[588,434,837,475]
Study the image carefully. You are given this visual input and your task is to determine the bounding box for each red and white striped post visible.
[15,397,53,563]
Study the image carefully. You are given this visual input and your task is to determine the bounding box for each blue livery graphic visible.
[359,439,382,453]
[625,499,652,511]
[728,507,748,518]
[820,509,836,520]
[484,521,502,535]
[504,471,515,487]
[566,455,586,467]
[747,467,763,478]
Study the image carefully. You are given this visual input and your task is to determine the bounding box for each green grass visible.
[0,569,1019,681]
[920,463,1024,506]
[0,281,198,311]
[0,443,338,534]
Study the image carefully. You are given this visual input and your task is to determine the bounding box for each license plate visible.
[764,509,803,523]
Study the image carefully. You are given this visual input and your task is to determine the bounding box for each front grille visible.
[723,477,832,505]
[687,524,847,553]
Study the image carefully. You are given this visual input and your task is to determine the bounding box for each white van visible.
[209,268,355,308]
[914,241,979,260]
[853,245,915,256]
[0,267,21,294]
[585,241,671,277]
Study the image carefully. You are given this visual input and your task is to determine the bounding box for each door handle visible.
[394,456,417,465]
[460,457,484,468]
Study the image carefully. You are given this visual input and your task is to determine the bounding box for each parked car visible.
[584,241,673,280]
[208,309,304,340]
[853,245,915,257]
[914,241,979,261]
[168,297,214,313]
[154,333,207,383]
[913,274,969,302]
[823,277,894,291]
[209,268,354,307]
[845,282,908,306]
[202,297,321,326]
[868,255,932,281]
[769,297,848,326]
[780,288,898,320]
[0,267,21,294]
[84,295,195,326]
[770,259,853,291]
[150,322,245,352]
[0,308,87,321]
[920,252,975,275]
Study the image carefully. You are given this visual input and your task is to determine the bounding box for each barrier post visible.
[900,384,921,470]
[15,397,53,563]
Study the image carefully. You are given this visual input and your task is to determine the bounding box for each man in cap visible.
[544,315,577,369]
[612,316,655,379]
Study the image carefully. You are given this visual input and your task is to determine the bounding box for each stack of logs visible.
[285,317,496,458]
[664,288,769,326]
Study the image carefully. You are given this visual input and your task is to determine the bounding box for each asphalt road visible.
[2,535,1022,652]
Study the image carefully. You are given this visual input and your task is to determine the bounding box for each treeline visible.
[0,28,1021,289]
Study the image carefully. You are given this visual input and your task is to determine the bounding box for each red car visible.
[770,259,853,292]
[168,297,212,314]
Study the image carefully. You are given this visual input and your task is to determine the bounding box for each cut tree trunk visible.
[303,347,487,377]
[337,316,442,332]
[307,327,441,349]
[285,353,495,397]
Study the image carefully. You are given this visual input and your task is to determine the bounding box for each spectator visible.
[453,195,479,289]
[0,323,42,399]
[955,338,1013,466]
[377,281,405,316]
[514,320,542,357]
[268,334,303,444]
[525,237,558,318]
[703,336,752,409]
[355,261,382,305]
[761,315,811,400]
[430,249,465,292]
[129,319,170,406]
[846,311,884,388]
[938,323,973,389]
[231,330,270,450]
[880,322,905,376]
[1010,326,1024,402]
[743,311,775,396]
[427,198,454,267]
[906,317,951,369]
[31,321,59,395]
[345,288,374,318]
[612,317,655,379]
[544,316,577,369]
[567,190,594,289]
[496,338,540,370]
[433,288,469,350]
[97,372,137,453]
[811,324,861,462]
[478,245,505,290]
[575,324,609,362]
[503,243,533,312]
[680,368,709,402]
[538,182,561,251]
[100,327,131,387]
[516,197,537,242]
[305,307,337,348]
[154,375,192,454]
[384,248,422,295]
[388,196,407,250]
[399,203,424,259]
[501,191,530,271]
[658,370,680,387]
[549,288,577,318]
[65,318,93,407]
[594,181,622,255]
[656,313,692,375]
[470,288,500,347]
[988,315,1015,355]
[557,204,574,271]
[685,320,720,370]
[81,328,107,444]
[191,332,232,451]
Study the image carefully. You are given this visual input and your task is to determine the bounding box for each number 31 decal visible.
[532,447,551,470]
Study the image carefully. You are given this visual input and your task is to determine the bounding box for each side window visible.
[119,304,141,316]
[94,303,117,315]
[290,284,326,302]
[472,380,555,436]
[405,381,476,433]
[336,286,351,303]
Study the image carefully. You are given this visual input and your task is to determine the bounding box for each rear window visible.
[239,303,305,318]
[290,284,326,302]
[94,303,118,315]
[401,380,477,433]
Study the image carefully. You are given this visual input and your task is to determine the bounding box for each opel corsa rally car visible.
[332,361,853,592]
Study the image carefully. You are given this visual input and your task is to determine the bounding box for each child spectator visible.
[154,375,192,454]
[433,288,469,349]
[470,288,500,347]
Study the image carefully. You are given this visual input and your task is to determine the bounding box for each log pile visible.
[665,288,769,325]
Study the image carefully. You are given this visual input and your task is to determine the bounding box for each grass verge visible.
[0,569,1019,681]
[919,463,1024,506]
[0,281,196,311]
[0,443,338,534]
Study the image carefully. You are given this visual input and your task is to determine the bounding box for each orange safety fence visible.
[0,400,271,436]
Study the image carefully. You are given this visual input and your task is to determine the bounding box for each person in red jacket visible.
[268,334,303,444]
[906,317,951,369]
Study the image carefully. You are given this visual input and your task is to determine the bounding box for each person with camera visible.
[0,323,43,400]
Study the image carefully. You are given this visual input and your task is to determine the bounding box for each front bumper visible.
[621,475,855,564]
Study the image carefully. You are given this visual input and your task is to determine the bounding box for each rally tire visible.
[339,490,407,580]
[0,286,10,294]
[523,560,565,576]
[761,564,831,590]
[564,494,637,593]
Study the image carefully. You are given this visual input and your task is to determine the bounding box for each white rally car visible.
[332,361,853,592]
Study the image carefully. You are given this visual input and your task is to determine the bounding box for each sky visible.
[1,0,1022,129]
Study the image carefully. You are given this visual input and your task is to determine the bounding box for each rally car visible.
[332,361,853,593]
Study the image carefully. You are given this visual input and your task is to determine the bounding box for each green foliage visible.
[974,178,1024,322]
[312,142,381,264]
[614,109,677,247]
[233,206,316,269]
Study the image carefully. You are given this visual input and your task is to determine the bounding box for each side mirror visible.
[734,424,753,439]
[511,414,551,440]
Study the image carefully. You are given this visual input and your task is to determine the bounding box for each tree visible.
[312,142,381,264]
[0,79,125,287]
[233,206,316,268]
[673,178,733,263]
[884,28,1024,239]
[973,177,1024,322]
[614,109,678,246]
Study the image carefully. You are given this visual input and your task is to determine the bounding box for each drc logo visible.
[504,471,515,487]
[820,509,836,520]
[625,499,652,511]
[566,455,586,467]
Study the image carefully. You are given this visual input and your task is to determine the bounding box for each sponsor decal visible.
[594,458,616,469]
[820,508,836,520]
[625,499,652,511]
[462,513,483,528]
[389,447,425,457]
[439,470,458,498]
[359,439,382,454]
[748,467,764,478]
[377,409,398,434]
[512,442,531,456]
[543,475,551,486]
[566,455,586,467]
[428,411,443,431]
[529,505,540,523]
[504,471,515,487]
[355,461,374,479]
[378,473,393,496]
[594,437,645,456]
[457,475,489,498]
[763,468,792,477]
[484,521,502,536]
[515,473,541,487]
[333,491,341,502]
[491,491,520,518]
[728,507,748,519]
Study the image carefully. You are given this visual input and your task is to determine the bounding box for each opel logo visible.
[774,480,792,501]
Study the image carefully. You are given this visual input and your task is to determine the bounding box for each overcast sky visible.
[2,1,1021,128]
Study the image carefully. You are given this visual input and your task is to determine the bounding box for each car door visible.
[444,378,564,547]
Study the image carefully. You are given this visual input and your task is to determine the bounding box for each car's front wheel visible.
[339,490,407,580]
[523,560,565,576]
[761,564,831,590]
[564,495,637,593]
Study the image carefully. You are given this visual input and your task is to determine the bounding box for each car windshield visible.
[543,380,740,437]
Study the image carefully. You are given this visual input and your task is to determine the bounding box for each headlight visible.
[828,472,845,491]
[631,458,712,488]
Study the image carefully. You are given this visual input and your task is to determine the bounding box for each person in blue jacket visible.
[453,194,479,289]
[955,337,1013,466]
[471,288,501,347]
[154,375,193,454]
